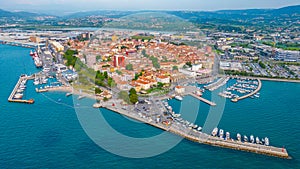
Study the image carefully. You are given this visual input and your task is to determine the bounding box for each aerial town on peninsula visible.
[1,6,299,159]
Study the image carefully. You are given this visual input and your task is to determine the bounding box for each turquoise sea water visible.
[0,44,300,168]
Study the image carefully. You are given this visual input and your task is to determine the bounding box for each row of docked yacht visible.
[29,50,43,68]
[14,79,27,99]
[162,101,202,132]
[218,91,239,99]
[163,101,181,118]
[211,128,269,146]
[33,76,48,85]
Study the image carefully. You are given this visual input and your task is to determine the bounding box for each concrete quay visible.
[99,102,289,159]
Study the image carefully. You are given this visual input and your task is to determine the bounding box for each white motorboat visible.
[250,135,255,143]
[264,137,269,146]
[219,129,224,138]
[237,133,241,141]
[226,132,230,140]
[175,95,183,101]
[211,128,218,136]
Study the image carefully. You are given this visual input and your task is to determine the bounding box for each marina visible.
[216,77,262,102]
[8,74,35,104]
[231,79,262,102]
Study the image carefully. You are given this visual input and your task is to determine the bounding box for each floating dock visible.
[103,103,289,159]
[232,79,262,102]
[8,75,35,104]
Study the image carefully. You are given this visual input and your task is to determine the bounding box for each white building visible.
[50,41,64,52]
[179,69,197,77]
[192,64,202,71]
[175,86,185,94]
[156,75,170,84]
[275,49,300,62]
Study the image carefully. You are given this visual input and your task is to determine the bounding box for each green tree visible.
[104,71,108,79]
[129,88,137,95]
[126,64,133,71]
[96,55,101,61]
[185,62,192,67]
[172,66,178,71]
[129,93,138,104]
[107,77,116,87]
[95,88,102,94]
[259,61,266,69]
[129,88,138,104]
[116,70,122,75]
[141,49,149,57]
[103,97,109,102]
[157,82,164,88]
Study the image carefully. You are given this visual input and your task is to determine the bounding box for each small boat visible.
[237,133,241,141]
[17,89,24,93]
[250,135,255,143]
[20,84,26,88]
[256,137,260,144]
[30,50,34,56]
[219,129,224,138]
[211,128,218,136]
[175,95,183,101]
[197,126,202,131]
[264,137,269,146]
[244,135,248,142]
[173,113,181,118]
[14,93,23,99]
[42,78,48,84]
[33,79,39,85]
[225,132,230,140]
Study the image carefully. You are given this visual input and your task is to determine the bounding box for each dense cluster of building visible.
[66,30,215,91]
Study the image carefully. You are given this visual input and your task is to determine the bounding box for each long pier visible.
[101,102,289,159]
[182,86,217,106]
[8,75,35,104]
[189,93,217,106]
[231,79,262,102]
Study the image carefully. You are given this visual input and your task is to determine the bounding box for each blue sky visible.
[1,0,300,15]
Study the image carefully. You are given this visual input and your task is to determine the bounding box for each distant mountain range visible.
[0,9,54,18]
[0,5,299,20]
[63,5,300,19]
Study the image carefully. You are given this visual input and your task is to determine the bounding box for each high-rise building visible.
[113,55,126,67]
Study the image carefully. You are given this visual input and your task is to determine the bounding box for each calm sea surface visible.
[0,44,299,168]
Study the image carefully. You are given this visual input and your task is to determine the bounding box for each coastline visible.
[230,76,300,83]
